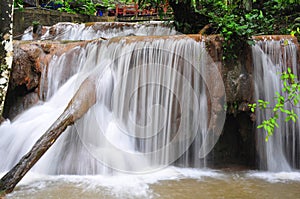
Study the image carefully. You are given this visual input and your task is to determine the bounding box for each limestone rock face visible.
[10,45,41,92]
[3,44,42,119]
[3,41,86,119]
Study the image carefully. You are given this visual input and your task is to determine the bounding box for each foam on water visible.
[0,75,79,172]
[247,171,300,183]
[2,167,223,198]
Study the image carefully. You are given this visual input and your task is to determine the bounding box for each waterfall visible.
[22,22,177,41]
[39,45,87,100]
[252,38,299,171]
[0,34,225,174]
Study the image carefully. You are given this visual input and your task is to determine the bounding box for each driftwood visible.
[0,77,96,195]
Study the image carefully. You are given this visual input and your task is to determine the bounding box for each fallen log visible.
[0,76,96,196]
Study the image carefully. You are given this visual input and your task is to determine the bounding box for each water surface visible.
[4,167,300,199]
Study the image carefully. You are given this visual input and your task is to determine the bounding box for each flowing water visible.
[0,24,299,198]
[1,35,223,174]
[252,38,300,171]
[22,22,177,40]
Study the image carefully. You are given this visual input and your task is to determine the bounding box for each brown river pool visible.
[3,167,300,199]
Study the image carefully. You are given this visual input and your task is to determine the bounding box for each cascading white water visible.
[0,35,224,175]
[22,22,177,41]
[252,38,299,171]
[40,46,87,100]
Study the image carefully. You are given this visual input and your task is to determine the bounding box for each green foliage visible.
[248,103,256,112]
[14,0,24,9]
[32,21,40,26]
[290,17,300,40]
[195,0,298,62]
[249,68,300,141]
[54,0,96,15]
[168,0,299,61]
[99,0,118,9]
[263,0,299,35]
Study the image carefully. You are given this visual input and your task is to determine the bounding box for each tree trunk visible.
[0,0,14,116]
[0,77,96,195]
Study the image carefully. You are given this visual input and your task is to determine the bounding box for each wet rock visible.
[3,45,42,119]
[235,73,253,103]
[3,40,87,119]
[10,46,41,93]
[32,24,43,40]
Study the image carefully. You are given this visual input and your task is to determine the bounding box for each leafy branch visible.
[249,68,300,141]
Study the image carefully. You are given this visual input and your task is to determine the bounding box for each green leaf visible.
[259,10,263,18]
[265,136,269,142]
